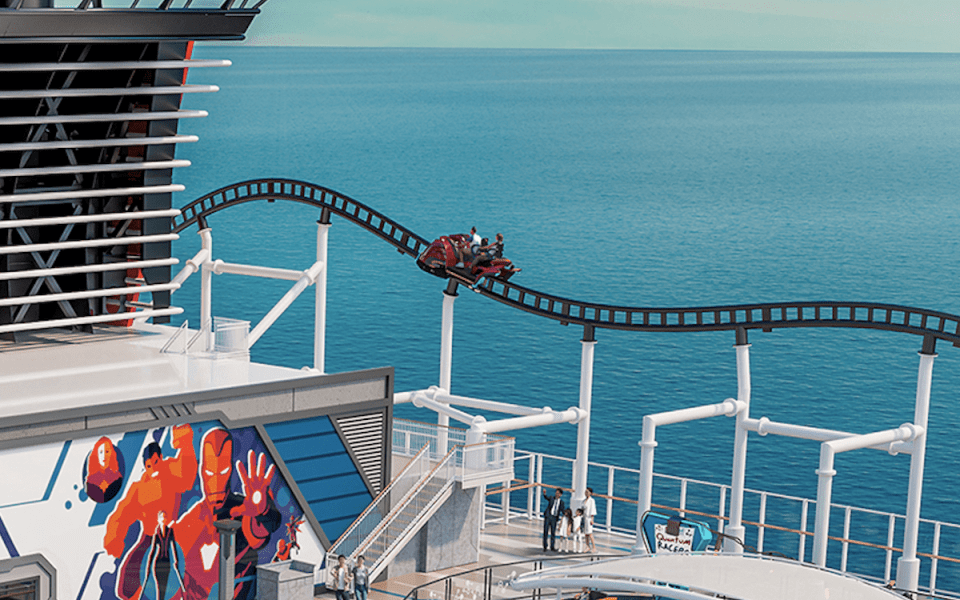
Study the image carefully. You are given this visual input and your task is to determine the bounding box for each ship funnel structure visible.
[0,1,264,340]
[3,1,54,7]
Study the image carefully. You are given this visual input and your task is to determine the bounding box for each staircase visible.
[326,444,459,583]
[358,448,458,580]
[325,421,515,585]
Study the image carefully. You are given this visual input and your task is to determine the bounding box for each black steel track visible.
[175,178,958,349]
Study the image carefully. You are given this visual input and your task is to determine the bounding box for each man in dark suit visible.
[543,487,565,551]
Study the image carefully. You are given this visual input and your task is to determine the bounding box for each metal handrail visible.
[328,443,431,555]
[401,554,623,600]
[358,445,460,559]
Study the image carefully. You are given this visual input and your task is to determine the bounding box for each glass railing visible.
[326,443,433,574]
[360,446,460,579]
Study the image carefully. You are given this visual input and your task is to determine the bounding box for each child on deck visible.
[572,508,585,553]
[558,508,572,552]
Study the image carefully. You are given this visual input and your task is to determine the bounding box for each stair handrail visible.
[357,445,461,565]
[328,442,432,559]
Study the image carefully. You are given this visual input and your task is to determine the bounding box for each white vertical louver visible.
[337,412,387,494]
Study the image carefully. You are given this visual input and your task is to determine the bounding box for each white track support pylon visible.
[725,336,752,553]
[897,339,937,592]
[198,227,213,351]
[438,281,458,455]
[572,326,596,509]
[633,398,745,552]
[314,216,330,373]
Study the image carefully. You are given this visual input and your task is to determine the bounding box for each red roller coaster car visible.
[417,233,520,285]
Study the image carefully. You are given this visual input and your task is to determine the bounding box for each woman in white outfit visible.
[582,487,597,552]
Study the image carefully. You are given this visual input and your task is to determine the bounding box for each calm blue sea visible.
[174,47,960,573]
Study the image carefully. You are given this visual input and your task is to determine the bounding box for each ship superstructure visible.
[0,7,399,600]
[0,0,261,337]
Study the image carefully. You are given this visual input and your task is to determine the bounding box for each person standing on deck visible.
[353,555,369,600]
[332,555,352,600]
[542,488,565,551]
[582,487,598,552]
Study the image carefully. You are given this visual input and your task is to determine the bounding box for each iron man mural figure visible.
[175,427,281,600]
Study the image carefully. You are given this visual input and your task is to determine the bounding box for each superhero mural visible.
[0,422,326,600]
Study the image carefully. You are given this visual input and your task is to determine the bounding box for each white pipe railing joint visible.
[187,249,210,271]
[302,260,325,284]
[645,398,745,428]
[825,423,922,456]
[170,247,210,289]
[411,391,475,426]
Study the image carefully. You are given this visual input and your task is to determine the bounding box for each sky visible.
[243,0,960,52]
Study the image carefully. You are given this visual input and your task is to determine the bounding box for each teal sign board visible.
[640,511,715,553]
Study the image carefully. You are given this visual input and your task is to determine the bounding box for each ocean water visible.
[174,47,960,574]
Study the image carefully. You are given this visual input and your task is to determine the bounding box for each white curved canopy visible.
[509,554,904,600]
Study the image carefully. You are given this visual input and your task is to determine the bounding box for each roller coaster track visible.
[174,178,958,350]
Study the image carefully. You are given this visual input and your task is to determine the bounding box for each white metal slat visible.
[0,307,184,334]
[0,85,218,99]
[0,110,207,126]
[0,184,185,203]
[0,59,231,72]
[0,283,180,307]
[0,159,190,178]
[0,233,179,255]
[0,209,181,228]
[0,257,179,281]
[0,135,198,152]
[337,414,385,492]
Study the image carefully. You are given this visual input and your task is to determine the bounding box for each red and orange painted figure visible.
[85,436,124,503]
[103,424,197,600]
[273,539,292,562]
[175,428,280,600]
[272,515,303,562]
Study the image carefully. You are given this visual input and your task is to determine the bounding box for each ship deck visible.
[358,511,910,600]
[362,510,633,600]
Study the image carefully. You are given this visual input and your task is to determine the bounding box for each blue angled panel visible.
[265,415,373,543]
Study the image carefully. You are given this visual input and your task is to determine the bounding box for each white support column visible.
[535,454,543,516]
[314,214,330,373]
[606,466,615,533]
[634,398,745,553]
[467,425,488,532]
[897,339,937,592]
[572,326,596,509]
[438,281,458,455]
[813,424,922,567]
[502,487,510,525]
[634,412,658,553]
[198,227,213,351]
[169,247,208,289]
[527,454,536,519]
[725,334,751,553]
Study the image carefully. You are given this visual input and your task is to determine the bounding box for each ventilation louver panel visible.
[0,43,227,337]
[336,412,386,494]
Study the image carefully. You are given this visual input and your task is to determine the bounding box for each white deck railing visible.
[483,449,960,599]
[393,419,515,488]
